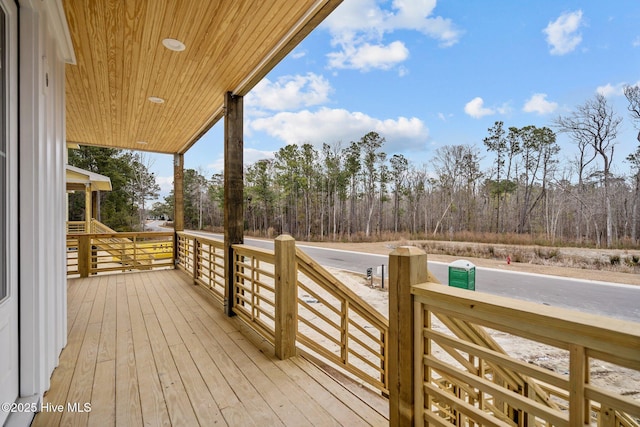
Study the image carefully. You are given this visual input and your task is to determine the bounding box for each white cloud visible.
[523,93,558,115]
[322,0,462,71]
[245,73,332,111]
[596,83,624,97]
[250,107,429,152]
[244,148,275,164]
[156,176,173,195]
[291,50,307,59]
[327,41,409,71]
[464,97,495,119]
[634,36,640,47]
[384,0,462,47]
[543,10,584,55]
[497,103,513,115]
[596,81,640,97]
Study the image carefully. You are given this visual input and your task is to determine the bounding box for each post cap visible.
[275,234,295,241]
[390,245,426,256]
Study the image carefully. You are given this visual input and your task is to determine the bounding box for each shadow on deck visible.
[33,269,388,426]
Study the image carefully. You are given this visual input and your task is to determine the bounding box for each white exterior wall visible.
[18,0,72,400]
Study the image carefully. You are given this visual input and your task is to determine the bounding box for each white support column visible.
[18,0,71,400]
[19,3,46,398]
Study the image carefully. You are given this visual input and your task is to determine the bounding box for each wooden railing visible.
[232,244,278,343]
[175,232,390,394]
[66,221,86,233]
[295,248,389,394]
[388,246,640,427]
[66,218,106,234]
[66,231,174,276]
[176,231,226,303]
[71,230,639,425]
[66,234,80,275]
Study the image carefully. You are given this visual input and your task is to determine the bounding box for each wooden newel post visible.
[274,234,297,360]
[389,246,428,426]
[78,235,90,278]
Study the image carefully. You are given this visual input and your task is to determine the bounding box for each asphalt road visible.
[172,227,640,323]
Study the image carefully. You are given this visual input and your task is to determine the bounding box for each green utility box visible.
[448,260,476,290]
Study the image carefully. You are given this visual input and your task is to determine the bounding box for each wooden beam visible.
[85,183,92,233]
[224,92,244,317]
[389,246,428,426]
[67,183,85,192]
[92,190,100,221]
[274,234,297,359]
[173,154,184,232]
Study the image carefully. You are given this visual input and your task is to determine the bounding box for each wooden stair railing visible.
[88,219,154,268]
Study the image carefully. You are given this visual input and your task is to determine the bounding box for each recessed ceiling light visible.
[162,38,186,52]
[136,141,148,145]
[148,96,165,104]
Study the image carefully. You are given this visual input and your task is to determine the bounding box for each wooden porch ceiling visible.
[63,0,342,155]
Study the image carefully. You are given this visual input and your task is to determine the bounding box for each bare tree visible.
[626,146,640,243]
[129,151,160,231]
[405,165,428,234]
[555,94,621,247]
[389,154,408,233]
[510,126,558,234]
[359,132,386,237]
[624,84,640,141]
[624,85,640,243]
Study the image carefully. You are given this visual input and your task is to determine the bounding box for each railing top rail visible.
[233,243,275,259]
[67,231,174,238]
[412,282,640,368]
[177,231,224,246]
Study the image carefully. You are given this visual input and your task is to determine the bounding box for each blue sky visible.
[150,0,640,198]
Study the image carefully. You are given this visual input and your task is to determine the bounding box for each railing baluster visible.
[569,344,588,427]
[341,300,348,364]
[193,238,200,282]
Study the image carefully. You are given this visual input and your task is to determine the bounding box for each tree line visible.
[77,89,640,248]
[68,147,160,231]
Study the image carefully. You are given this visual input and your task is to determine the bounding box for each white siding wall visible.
[18,0,70,399]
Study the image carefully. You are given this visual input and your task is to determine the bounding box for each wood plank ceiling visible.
[63,0,342,154]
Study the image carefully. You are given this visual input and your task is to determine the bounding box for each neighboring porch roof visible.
[63,0,342,155]
[66,165,113,192]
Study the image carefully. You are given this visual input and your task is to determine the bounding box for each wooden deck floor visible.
[33,269,388,426]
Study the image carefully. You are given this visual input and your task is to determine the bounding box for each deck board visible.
[114,279,143,426]
[33,269,389,426]
[88,359,116,426]
[127,288,171,426]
